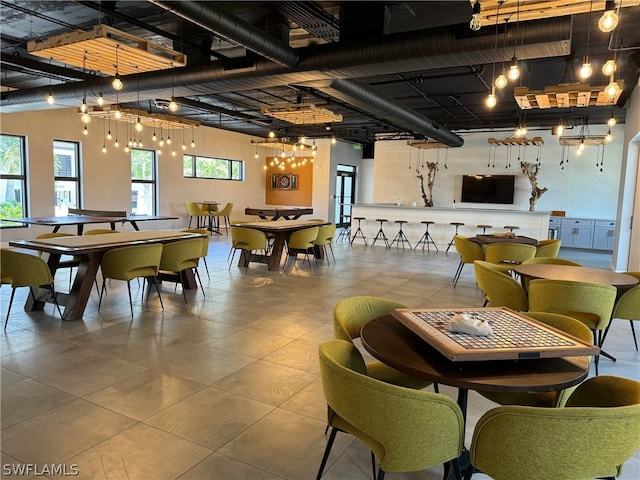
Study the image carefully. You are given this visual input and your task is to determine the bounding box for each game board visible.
[391,307,598,361]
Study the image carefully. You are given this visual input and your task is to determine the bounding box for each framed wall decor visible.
[272,173,297,190]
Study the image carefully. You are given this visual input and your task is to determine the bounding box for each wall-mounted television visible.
[461,174,515,204]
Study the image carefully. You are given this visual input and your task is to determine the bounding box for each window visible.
[131,149,157,215]
[0,134,27,227]
[53,140,81,215]
[183,154,243,180]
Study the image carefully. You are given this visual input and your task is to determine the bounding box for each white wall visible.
[373,126,624,219]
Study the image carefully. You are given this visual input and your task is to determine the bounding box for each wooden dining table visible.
[9,230,206,321]
[231,219,327,271]
[513,264,639,290]
[244,207,313,220]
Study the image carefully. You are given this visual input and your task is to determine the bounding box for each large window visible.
[0,134,27,227]
[131,149,157,215]
[183,154,243,180]
[53,140,81,215]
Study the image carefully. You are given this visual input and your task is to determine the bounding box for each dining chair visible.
[473,260,527,311]
[316,339,464,480]
[98,243,164,318]
[182,229,211,280]
[484,243,537,274]
[35,232,81,290]
[452,236,485,287]
[464,375,640,480]
[313,224,336,265]
[477,311,593,408]
[528,279,617,375]
[159,238,204,302]
[84,229,121,235]
[1,248,62,329]
[283,226,319,272]
[186,201,210,229]
[211,202,234,233]
[535,239,561,258]
[601,284,640,351]
[228,226,269,273]
[333,296,434,390]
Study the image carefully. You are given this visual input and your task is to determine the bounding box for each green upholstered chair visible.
[36,232,81,290]
[602,284,640,351]
[84,229,121,235]
[1,248,62,329]
[314,224,336,265]
[159,238,204,302]
[211,202,234,233]
[182,229,211,280]
[228,227,268,272]
[452,236,485,287]
[333,296,432,390]
[473,260,527,311]
[464,375,640,480]
[521,257,582,266]
[284,226,319,272]
[535,239,561,258]
[484,243,537,274]
[528,279,617,375]
[478,312,593,408]
[186,201,209,229]
[98,243,164,317]
[316,340,464,480]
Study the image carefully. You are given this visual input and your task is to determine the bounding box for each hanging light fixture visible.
[46,58,55,104]
[599,0,619,32]
[508,1,520,82]
[190,128,196,148]
[602,59,617,76]
[605,129,613,143]
[469,1,482,31]
[486,0,502,108]
[168,65,178,112]
[97,91,105,106]
[112,44,123,91]
[605,76,621,98]
[134,66,143,132]
[579,1,594,80]
[608,112,617,127]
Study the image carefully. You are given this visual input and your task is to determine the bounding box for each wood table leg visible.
[62,255,102,321]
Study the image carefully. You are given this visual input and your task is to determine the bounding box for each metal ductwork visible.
[1,9,571,147]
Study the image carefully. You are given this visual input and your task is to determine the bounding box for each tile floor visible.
[1,233,638,479]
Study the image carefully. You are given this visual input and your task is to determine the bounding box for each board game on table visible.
[391,307,599,361]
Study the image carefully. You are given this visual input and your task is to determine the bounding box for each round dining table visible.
[513,264,639,290]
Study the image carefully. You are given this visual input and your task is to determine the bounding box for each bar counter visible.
[350,204,550,248]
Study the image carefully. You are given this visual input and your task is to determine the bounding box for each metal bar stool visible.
[504,225,520,232]
[477,224,492,234]
[336,215,351,242]
[350,217,368,246]
[446,222,465,253]
[390,220,412,250]
[414,221,438,252]
[371,218,390,248]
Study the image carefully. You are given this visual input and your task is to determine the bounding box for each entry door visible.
[335,167,356,227]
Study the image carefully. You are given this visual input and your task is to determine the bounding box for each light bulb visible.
[254,152,259,159]
[486,87,497,108]
[331,136,336,145]
[46,90,55,105]
[157,150,161,155]
[602,59,617,76]
[107,131,112,140]
[557,124,564,137]
[280,150,285,158]
[80,100,87,113]
[182,143,186,150]
[578,141,586,152]
[112,74,123,91]
[300,135,306,143]
[132,140,138,147]
[114,108,122,120]
[168,99,178,112]
[495,74,508,89]
[268,131,275,138]
[608,115,616,127]
[124,146,130,153]
[102,145,107,153]
[579,59,592,80]
[128,140,133,147]
[81,112,92,124]
[599,2,619,33]
[166,136,172,145]
[469,1,482,31]
[508,58,520,81]
[605,130,613,143]
[312,150,316,157]
[159,138,164,147]
[605,80,620,98]
[114,139,119,148]
[190,140,195,148]
[97,92,105,106]
[152,132,157,141]
[134,118,143,132]
[172,150,176,157]
[139,141,143,147]
[83,126,88,135]
[576,148,583,156]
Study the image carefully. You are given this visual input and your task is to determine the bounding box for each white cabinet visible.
[592,220,616,251]
[559,218,594,249]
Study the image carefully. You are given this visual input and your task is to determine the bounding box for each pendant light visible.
[579,1,594,80]
[112,45,123,91]
[598,1,619,32]
[469,1,482,31]
[508,1,520,82]
[46,57,55,104]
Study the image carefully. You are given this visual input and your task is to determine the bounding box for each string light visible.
[97,92,105,106]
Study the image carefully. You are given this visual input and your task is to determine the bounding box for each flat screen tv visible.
[461,174,515,204]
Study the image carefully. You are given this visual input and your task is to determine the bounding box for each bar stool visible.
[371,218,390,248]
[350,217,368,246]
[504,225,520,232]
[336,214,351,242]
[446,222,465,253]
[390,220,412,250]
[414,221,438,252]
[477,224,492,234]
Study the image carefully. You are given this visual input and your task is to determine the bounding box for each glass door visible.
[335,165,356,227]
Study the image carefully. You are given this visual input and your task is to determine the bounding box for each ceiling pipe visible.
[1,15,571,146]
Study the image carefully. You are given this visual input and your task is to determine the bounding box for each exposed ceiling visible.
[1,1,639,146]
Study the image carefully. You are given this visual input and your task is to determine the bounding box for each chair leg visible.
[631,320,638,350]
[98,280,108,311]
[375,468,385,480]
[444,459,462,480]
[328,244,335,263]
[149,276,164,311]
[202,257,210,281]
[48,283,63,319]
[194,268,205,297]
[371,451,376,480]
[452,261,464,287]
[179,272,187,303]
[126,280,134,318]
[315,427,338,480]
[4,288,17,330]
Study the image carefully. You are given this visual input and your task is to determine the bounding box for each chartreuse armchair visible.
[465,375,640,480]
[229,227,268,272]
[478,312,593,408]
[182,229,211,280]
[1,248,62,329]
[602,282,640,351]
[159,238,204,302]
[452,236,484,286]
[473,260,527,310]
[333,296,433,390]
[316,339,464,480]
[284,226,319,272]
[535,239,561,258]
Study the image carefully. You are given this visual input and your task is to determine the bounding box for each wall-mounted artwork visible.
[271,173,297,190]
